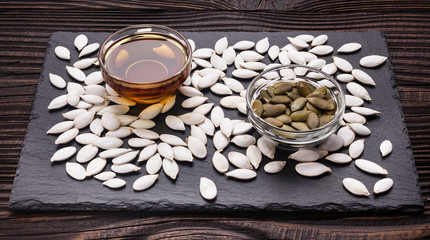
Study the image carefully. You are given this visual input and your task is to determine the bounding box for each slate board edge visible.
[8,31,424,213]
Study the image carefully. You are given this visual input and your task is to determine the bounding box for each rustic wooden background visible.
[1,1,430,239]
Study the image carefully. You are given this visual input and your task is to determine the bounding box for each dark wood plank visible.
[0,4,430,239]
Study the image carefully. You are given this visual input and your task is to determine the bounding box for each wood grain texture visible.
[1,1,430,239]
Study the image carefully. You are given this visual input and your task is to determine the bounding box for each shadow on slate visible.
[8,31,423,213]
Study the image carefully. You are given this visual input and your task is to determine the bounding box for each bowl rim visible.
[97,24,192,86]
[245,64,346,137]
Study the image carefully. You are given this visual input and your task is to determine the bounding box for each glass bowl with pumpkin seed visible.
[246,64,345,149]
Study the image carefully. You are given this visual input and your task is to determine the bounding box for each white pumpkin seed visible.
[97,105,129,115]
[210,54,227,71]
[111,163,141,174]
[66,66,86,82]
[287,50,306,65]
[103,178,126,188]
[213,130,230,152]
[325,153,352,164]
[79,43,100,58]
[309,45,333,55]
[165,115,186,131]
[295,162,331,177]
[198,118,215,136]
[318,134,344,152]
[67,90,80,106]
[351,69,375,86]
[294,66,308,76]
[162,158,179,180]
[268,45,280,61]
[321,63,337,75]
[311,34,328,46]
[55,128,79,144]
[101,111,120,131]
[67,82,85,94]
[231,134,256,148]
[333,56,353,72]
[255,37,269,54]
[75,133,100,145]
[343,177,370,196]
[359,55,387,68]
[133,174,159,191]
[62,109,87,120]
[307,59,326,70]
[351,107,380,116]
[146,153,162,174]
[190,125,207,145]
[380,140,393,157]
[301,51,317,62]
[345,94,364,107]
[193,48,214,59]
[199,177,217,200]
[188,39,196,52]
[337,74,355,83]
[74,34,88,51]
[232,69,258,79]
[257,136,276,159]
[159,134,187,147]
[178,112,205,125]
[212,151,229,173]
[187,136,207,158]
[86,157,106,176]
[105,84,119,97]
[129,119,155,129]
[55,46,70,60]
[240,50,264,62]
[94,171,116,181]
[106,96,136,106]
[84,85,106,97]
[374,178,394,194]
[234,54,245,69]
[287,37,308,49]
[337,42,361,53]
[75,100,92,109]
[264,161,286,174]
[47,120,74,134]
[128,138,155,148]
[160,95,176,113]
[51,146,76,162]
[355,159,388,175]
[65,162,86,181]
[172,146,193,162]
[246,145,262,169]
[132,128,160,140]
[348,123,371,136]
[88,118,103,136]
[198,68,226,78]
[49,73,66,89]
[337,126,355,147]
[99,148,131,159]
[214,37,228,55]
[73,110,94,129]
[233,40,255,50]
[77,144,98,163]
[346,82,372,101]
[289,149,320,162]
[193,58,212,68]
[84,71,103,85]
[93,137,123,150]
[158,142,174,160]
[228,151,252,169]
[211,83,233,96]
[179,86,203,97]
[225,169,257,180]
[48,94,67,110]
[220,96,245,109]
[296,34,314,43]
[137,144,158,162]
[112,150,139,165]
[222,78,244,94]
[182,96,208,108]
[343,112,366,124]
[193,103,214,115]
[221,46,236,65]
[349,139,365,159]
[278,51,291,65]
[232,122,253,135]
[73,58,96,69]
[139,103,163,119]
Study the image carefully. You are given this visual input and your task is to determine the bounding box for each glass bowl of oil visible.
[98,24,192,104]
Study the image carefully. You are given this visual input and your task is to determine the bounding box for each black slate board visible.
[8,31,423,212]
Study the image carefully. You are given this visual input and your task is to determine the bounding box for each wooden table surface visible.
[1,1,430,239]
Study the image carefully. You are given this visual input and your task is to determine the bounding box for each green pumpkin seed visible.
[260,90,271,103]
[275,114,292,124]
[307,86,327,98]
[290,110,311,122]
[306,112,320,129]
[263,104,287,117]
[287,92,301,101]
[306,102,322,116]
[307,97,335,110]
[267,86,276,97]
[291,122,310,131]
[252,99,263,116]
[290,97,307,112]
[297,81,313,97]
[265,117,283,127]
[319,114,334,127]
[281,124,296,131]
[270,95,291,104]
[274,82,293,94]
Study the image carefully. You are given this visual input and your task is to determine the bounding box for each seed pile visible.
[49,31,393,201]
